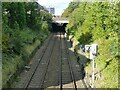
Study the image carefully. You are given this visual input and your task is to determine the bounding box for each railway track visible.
[41,32,61,89]
[38,33,57,89]
[24,33,56,89]
[16,32,88,89]
[25,32,78,89]
[60,32,62,89]
[61,33,77,89]
[61,33,88,90]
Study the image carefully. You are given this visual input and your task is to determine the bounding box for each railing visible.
[52,17,68,21]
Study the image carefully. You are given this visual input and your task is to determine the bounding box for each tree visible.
[62,2,79,17]
[17,2,26,29]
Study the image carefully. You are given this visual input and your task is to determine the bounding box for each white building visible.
[47,7,55,15]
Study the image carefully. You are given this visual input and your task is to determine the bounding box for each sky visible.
[37,0,73,15]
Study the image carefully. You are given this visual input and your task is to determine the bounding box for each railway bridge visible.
[52,17,69,24]
[52,16,69,32]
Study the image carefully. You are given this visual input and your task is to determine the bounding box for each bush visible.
[2,2,52,88]
[65,2,119,88]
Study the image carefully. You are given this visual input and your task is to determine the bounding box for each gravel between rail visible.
[14,32,88,89]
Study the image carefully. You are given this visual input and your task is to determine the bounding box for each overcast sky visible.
[37,0,73,15]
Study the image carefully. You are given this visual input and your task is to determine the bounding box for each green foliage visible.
[2,2,52,88]
[65,2,119,88]
[2,32,11,54]
[62,2,79,17]
[17,3,26,29]
[41,21,49,33]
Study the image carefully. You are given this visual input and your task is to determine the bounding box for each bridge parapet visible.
[52,17,68,20]
[52,17,69,24]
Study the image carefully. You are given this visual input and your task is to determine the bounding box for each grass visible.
[0,24,1,89]
[72,33,118,88]
[94,58,118,88]
[2,32,49,88]
[87,37,118,88]
[24,40,40,56]
[0,64,2,89]
[2,42,39,87]
[2,56,23,87]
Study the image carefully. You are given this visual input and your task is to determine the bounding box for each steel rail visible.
[39,32,58,89]
[25,34,54,90]
[60,32,62,90]
[73,49,89,89]
[63,33,77,90]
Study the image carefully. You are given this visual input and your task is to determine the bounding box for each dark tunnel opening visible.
[52,23,68,32]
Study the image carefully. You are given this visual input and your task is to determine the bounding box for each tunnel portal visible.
[52,23,68,32]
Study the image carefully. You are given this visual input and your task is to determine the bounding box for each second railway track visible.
[25,33,57,89]
[61,33,77,89]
